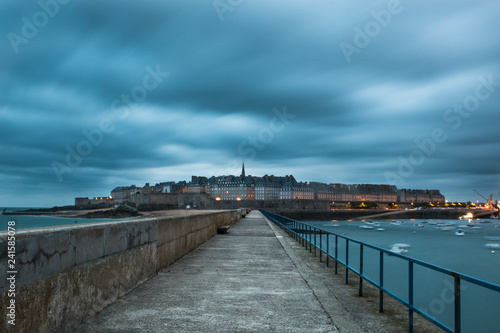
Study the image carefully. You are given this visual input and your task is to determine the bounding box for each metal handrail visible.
[260,210,500,333]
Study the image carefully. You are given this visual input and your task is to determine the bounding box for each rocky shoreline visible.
[2,203,141,219]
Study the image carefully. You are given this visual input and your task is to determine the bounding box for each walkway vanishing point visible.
[74,211,437,333]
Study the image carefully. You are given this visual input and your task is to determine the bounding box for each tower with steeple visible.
[241,162,245,178]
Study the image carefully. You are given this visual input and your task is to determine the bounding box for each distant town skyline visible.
[1,1,499,207]
[100,165,446,206]
[0,160,495,207]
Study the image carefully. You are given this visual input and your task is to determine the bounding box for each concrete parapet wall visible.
[0,209,245,333]
[156,210,242,269]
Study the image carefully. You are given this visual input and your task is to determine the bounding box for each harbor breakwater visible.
[272,208,486,221]
[0,209,246,333]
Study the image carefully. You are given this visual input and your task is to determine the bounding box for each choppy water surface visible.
[305,218,500,333]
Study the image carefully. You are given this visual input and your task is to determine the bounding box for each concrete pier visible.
[74,211,417,333]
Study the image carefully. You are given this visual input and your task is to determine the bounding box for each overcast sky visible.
[1,0,499,207]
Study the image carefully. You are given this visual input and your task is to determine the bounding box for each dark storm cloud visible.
[1,0,499,206]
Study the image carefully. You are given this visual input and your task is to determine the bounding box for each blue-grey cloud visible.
[1,0,499,206]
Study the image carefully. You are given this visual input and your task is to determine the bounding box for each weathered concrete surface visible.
[0,243,157,333]
[74,210,334,332]
[73,211,432,333]
[0,209,245,333]
[263,215,441,333]
[0,218,159,292]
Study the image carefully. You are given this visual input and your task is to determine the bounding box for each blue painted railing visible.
[260,210,500,333]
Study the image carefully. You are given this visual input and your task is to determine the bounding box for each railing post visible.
[345,239,349,284]
[309,226,312,254]
[304,224,307,250]
[297,222,300,242]
[303,224,305,246]
[319,230,322,262]
[359,244,363,296]
[326,234,329,268]
[304,225,307,250]
[302,224,305,247]
[314,228,317,257]
[379,251,384,313]
[409,261,414,333]
[295,221,298,243]
[335,235,338,275]
[454,274,461,333]
[304,225,311,250]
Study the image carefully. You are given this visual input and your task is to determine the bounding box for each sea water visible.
[0,207,116,231]
[305,218,500,333]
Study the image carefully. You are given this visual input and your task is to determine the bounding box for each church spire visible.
[241,161,245,178]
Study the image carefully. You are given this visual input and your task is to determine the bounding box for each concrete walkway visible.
[74,211,411,333]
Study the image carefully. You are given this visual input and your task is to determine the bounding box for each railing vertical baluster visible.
[307,225,312,253]
[335,235,338,275]
[295,221,303,241]
[359,244,363,296]
[296,221,299,243]
[302,223,305,247]
[326,234,329,268]
[304,224,307,250]
[379,251,384,313]
[305,224,308,250]
[319,230,322,262]
[299,223,307,246]
[296,222,299,243]
[345,239,349,284]
[314,228,317,257]
[454,274,461,333]
[409,261,414,333]
[293,221,302,244]
[303,224,305,248]
[309,226,312,253]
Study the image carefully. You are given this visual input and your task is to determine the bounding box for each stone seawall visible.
[126,193,332,210]
[0,209,245,333]
[129,193,214,209]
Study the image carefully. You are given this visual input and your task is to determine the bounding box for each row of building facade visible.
[107,165,445,204]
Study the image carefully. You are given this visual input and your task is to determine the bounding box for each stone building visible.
[101,163,445,205]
